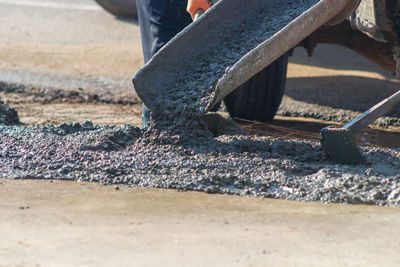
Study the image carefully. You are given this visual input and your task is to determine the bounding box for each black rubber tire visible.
[224,54,288,122]
[95,0,137,19]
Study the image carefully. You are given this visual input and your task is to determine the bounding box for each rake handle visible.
[344,90,400,134]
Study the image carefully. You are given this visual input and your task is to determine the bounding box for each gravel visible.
[0,118,399,206]
[1,0,400,207]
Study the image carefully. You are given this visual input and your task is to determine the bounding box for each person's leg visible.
[136,0,192,128]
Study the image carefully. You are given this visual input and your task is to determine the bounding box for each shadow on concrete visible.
[116,17,139,26]
[290,45,395,79]
[286,75,400,114]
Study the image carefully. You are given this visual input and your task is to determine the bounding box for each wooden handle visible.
[187,0,211,20]
[345,90,400,133]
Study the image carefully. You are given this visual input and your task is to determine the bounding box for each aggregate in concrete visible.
[0,100,19,125]
[1,115,400,207]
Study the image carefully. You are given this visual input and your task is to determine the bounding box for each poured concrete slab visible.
[1,179,399,266]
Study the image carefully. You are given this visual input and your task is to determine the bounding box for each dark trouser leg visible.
[136,0,192,128]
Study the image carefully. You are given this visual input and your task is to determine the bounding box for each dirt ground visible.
[12,102,142,126]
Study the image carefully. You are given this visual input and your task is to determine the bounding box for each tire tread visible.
[224,54,288,122]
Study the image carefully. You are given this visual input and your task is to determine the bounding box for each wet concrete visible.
[1,112,399,206]
[2,179,400,266]
[0,100,19,125]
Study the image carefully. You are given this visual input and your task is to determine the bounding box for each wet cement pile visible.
[1,0,399,207]
[0,100,19,125]
[1,119,400,206]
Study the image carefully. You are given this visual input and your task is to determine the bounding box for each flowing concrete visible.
[1,179,400,266]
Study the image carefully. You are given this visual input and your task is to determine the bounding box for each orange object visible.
[187,0,212,20]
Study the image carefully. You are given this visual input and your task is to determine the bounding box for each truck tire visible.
[95,0,137,19]
[224,54,288,122]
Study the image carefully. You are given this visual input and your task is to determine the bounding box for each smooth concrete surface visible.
[1,179,400,266]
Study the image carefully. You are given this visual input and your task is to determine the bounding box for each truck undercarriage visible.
[301,0,400,74]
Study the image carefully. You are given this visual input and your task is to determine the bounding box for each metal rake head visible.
[320,126,366,165]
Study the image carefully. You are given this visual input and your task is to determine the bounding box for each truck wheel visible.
[95,0,137,19]
[224,54,288,122]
